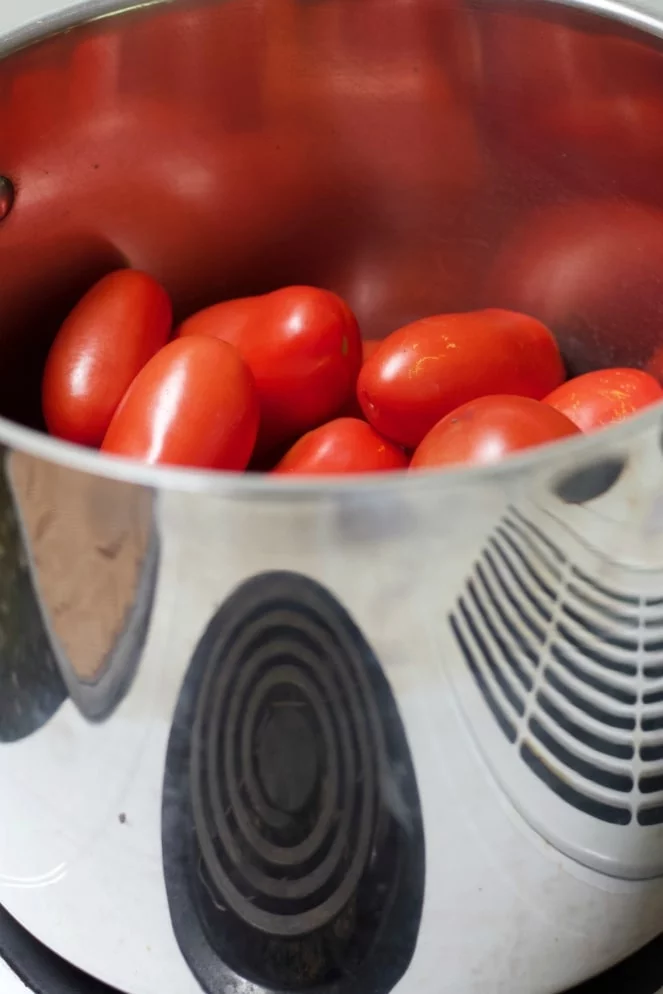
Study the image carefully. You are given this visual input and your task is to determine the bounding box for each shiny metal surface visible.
[7,450,158,720]
[3,1,663,993]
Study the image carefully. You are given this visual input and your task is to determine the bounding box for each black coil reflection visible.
[163,571,425,994]
[190,594,387,937]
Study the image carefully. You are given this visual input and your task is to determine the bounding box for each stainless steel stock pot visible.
[2,0,663,992]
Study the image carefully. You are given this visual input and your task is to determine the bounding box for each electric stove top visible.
[0,898,661,994]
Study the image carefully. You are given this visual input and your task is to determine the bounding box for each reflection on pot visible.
[7,452,159,722]
[0,0,342,325]
[327,231,488,341]
[287,0,484,220]
[0,451,66,743]
[480,6,663,204]
[0,0,487,411]
[484,200,663,374]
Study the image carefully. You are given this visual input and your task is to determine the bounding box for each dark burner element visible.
[163,571,425,994]
[256,706,319,813]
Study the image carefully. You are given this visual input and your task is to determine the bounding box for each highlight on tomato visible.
[42,269,172,447]
[102,336,259,470]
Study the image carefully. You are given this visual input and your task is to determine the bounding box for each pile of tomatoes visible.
[41,270,663,475]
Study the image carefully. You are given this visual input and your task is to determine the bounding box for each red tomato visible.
[102,337,259,470]
[273,418,407,475]
[411,395,580,470]
[43,270,172,446]
[544,368,663,432]
[358,309,564,449]
[179,286,362,451]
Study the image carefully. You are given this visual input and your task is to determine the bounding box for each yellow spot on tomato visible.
[410,355,443,378]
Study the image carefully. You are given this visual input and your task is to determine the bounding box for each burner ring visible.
[205,641,356,866]
[219,666,351,897]
[163,571,426,994]
[221,638,351,858]
[254,698,319,814]
[190,601,383,937]
[239,664,340,852]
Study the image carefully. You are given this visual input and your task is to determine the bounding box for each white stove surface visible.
[1,958,27,992]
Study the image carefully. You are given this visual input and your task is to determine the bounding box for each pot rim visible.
[0,401,657,498]
[2,0,663,497]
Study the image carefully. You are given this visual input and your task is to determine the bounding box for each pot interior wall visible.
[1,0,663,431]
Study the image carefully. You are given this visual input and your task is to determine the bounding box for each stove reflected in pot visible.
[1,0,663,993]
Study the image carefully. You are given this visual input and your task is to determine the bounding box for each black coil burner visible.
[162,571,425,994]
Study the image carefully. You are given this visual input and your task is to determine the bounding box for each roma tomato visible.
[273,418,407,475]
[358,309,564,449]
[102,337,259,470]
[411,395,580,470]
[544,368,663,431]
[42,270,172,447]
[178,286,362,451]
